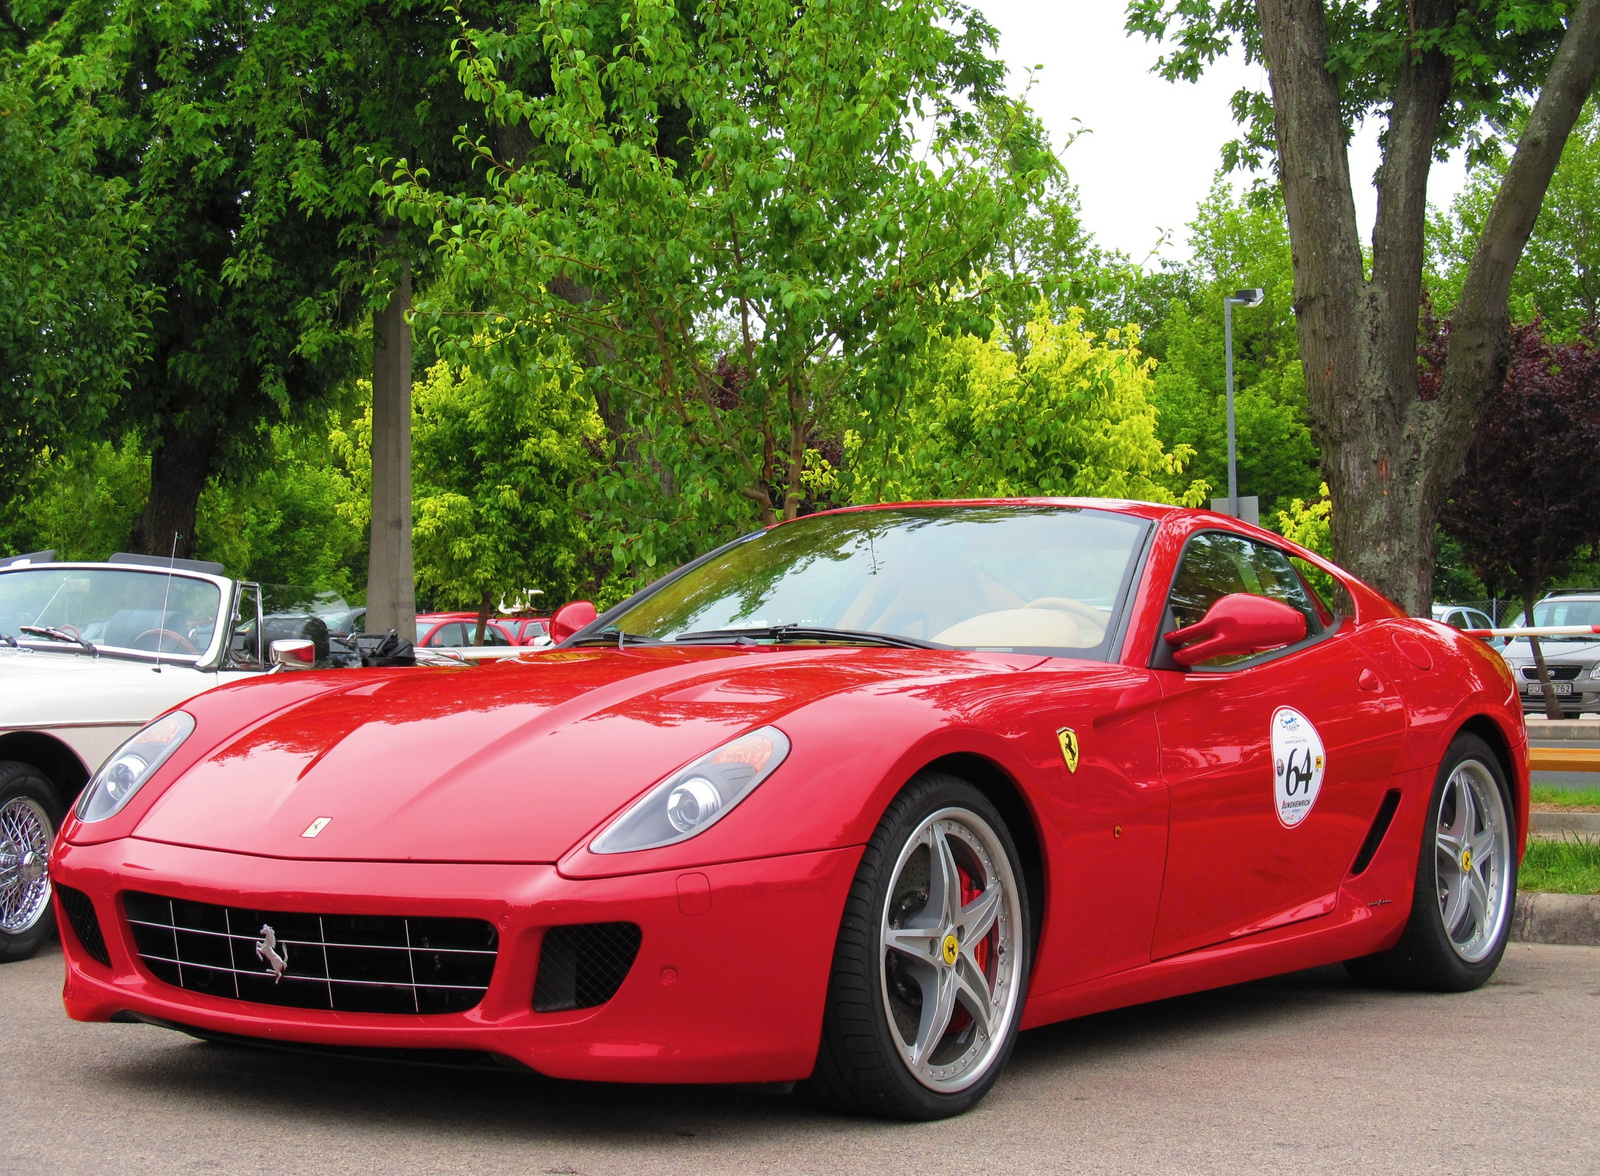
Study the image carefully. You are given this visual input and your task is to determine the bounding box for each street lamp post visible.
[1223,288,1266,518]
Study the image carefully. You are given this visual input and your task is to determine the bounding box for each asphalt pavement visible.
[5,941,1598,1176]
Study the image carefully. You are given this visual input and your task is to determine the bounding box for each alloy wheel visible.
[1433,759,1512,964]
[879,807,1023,1093]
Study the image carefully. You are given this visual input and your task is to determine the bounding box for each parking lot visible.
[5,940,1597,1176]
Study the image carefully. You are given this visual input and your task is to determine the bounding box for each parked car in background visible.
[0,552,366,961]
[1431,603,1504,650]
[1499,589,1600,717]
[415,612,517,648]
[502,616,552,646]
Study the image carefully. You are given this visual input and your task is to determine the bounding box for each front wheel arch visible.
[0,731,86,809]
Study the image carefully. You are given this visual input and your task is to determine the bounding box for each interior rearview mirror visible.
[548,600,598,645]
[1164,593,1307,668]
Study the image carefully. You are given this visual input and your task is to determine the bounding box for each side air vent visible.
[533,922,642,1012]
[1350,789,1403,877]
[56,885,111,966]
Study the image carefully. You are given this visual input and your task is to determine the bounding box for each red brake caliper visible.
[946,866,991,1037]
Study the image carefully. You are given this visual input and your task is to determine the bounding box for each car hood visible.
[130,645,1039,863]
[0,648,215,727]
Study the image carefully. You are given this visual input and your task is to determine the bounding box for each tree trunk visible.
[133,421,217,558]
[1256,0,1600,615]
[365,262,416,637]
[1524,589,1566,720]
[474,590,492,646]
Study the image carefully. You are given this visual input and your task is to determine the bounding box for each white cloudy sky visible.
[974,0,1471,262]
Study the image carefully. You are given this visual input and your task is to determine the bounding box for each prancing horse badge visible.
[1057,727,1080,773]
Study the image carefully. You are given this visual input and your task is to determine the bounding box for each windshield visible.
[0,567,223,658]
[607,505,1150,657]
[1524,599,1600,629]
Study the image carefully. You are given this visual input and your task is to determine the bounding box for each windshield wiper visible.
[672,624,937,650]
[0,632,15,648]
[569,627,667,648]
[20,625,97,656]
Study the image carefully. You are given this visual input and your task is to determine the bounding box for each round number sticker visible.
[1271,706,1326,828]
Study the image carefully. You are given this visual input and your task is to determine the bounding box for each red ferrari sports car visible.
[49,500,1526,1119]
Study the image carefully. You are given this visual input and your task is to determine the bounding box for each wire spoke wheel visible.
[0,795,54,936]
[1432,759,1512,964]
[879,807,1022,1094]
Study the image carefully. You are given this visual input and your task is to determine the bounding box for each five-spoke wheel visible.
[807,773,1030,1119]
[1345,733,1516,991]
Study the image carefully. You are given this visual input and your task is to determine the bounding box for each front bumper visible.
[52,836,860,1084]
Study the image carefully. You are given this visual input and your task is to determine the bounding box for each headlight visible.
[590,726,791,854]
[1589,665,1600,680]
[77,711,195,822]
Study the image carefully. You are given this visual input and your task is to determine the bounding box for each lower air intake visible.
[122,892,497,1014]
[533,922,642,1012]
[56,884,111,966]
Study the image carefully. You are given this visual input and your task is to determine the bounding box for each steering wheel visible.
[54,624,85,641]
[132,628,200,655]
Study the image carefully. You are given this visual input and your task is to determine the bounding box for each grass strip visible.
[1519,836,1600,895]
[1529,785,1600,807]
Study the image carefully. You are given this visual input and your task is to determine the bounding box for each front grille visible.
[1522,665,1583,681]
[122,892,497,1015]
[56,885,111,966]
[533,922,642,1012]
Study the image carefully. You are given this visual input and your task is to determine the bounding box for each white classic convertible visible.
[0,553,348,961]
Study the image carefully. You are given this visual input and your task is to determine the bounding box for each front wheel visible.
[1345,734,1516,991]
[804,773,1030,1119]
[0,761,63,963]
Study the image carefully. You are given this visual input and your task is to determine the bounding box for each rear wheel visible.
[0,762,63,963]
[1345,734,1515,991]
[804,773,1030,1119]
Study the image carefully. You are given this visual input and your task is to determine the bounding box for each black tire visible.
[1345,734,1516,991]
[802,772,1031,1120]
[0,761,64,963]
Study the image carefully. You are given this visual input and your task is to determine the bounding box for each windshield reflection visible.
[609,505,1149,658]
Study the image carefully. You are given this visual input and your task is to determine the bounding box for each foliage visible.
[1431,97,1600,338]
[1439,324,1600,600]
[0,436,149,561]
[192,419,369,600]
[1519,836,1600,895]
[386,0,1042,583]
[0,25,154,508]
[846,306,1209,506]
[1275,483,1332,557]
[1439,323,1600,714]
[409,357,602,621]
[1530,785,1600,807]
[1147,183,1320,521]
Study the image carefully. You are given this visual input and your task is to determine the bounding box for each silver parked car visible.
[1498,590,1600,717]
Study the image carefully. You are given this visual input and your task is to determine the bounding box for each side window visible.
[226,584,264,670]
[483,623,511,646]
[427,622,465,647]
[1162,532,1321,667]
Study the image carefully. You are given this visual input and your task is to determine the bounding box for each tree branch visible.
[1436,0,1600,477]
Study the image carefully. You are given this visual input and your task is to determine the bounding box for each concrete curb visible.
[1530,811,1600,837]
[1523,717,1600,740]
[1511,891,1600,946]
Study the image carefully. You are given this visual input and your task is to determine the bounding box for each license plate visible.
[1526,680,1574,695]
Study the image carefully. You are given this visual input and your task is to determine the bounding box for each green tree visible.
[408,357,602,637]
[1432,97,1600,337]
[847,305,1210,506]
[387,0,1040,582]
[1129,0,1600,614]
[1147,183,1320,521]
[0,14,154,512]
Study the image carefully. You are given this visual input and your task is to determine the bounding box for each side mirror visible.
[269,638,317,671]
[1164,593,1307,668]
[547,600,598,644]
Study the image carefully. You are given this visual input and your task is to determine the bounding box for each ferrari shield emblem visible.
[1057,727,1080,773]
